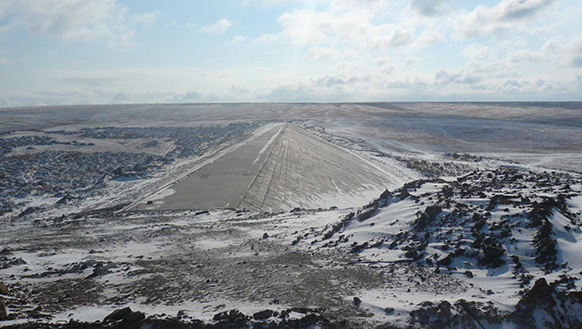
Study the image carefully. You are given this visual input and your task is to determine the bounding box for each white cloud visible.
[181,91,203,101]
[454,0,556,38]
[229,35,245,45]
[257,8,414,49]
[130,12,158,26]
[408,0,450,17]
[411,30,444,48]
[405,57,418,65]
[0,0,156,45]
[435,69,482,85]
[383,77,429,90]
[312,75,362,88]
[509,38,576,66]
[375,57,391,67]
[198,19,232,34]
[462,44,497,60]
[302,47,342,61]
[263,82,313,101]
[228,85,251,94]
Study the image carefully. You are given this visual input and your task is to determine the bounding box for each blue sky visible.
[0,0,581,106]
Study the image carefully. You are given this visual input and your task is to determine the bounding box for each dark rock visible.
[353,297,362,306]
[384,307,395,314]
[532,219,558,273]
[436,253,453,266]
[86,262,113,279]
[104,307,132,322]
[438,301,452,318]
[213,309,248,323]
[56,194,75,206]
[414,205,442,231]
[253,310,274,320]
[17,207,39,218]
[262,232,269,239]
[519,278,555,307]
[482,244,505,258]
[121,311,145,327]
[509,278,582,328]
[379,189,391,200]
[289,307,313,314]
[0,282,8,295]
[464,271,474,278]
[404,249,423,261]
[0,300,7,320]
[358,205,378,221]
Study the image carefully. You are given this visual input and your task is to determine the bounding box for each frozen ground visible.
[0,102,581,328]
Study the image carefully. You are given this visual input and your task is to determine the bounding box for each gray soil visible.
[0,209,459,328]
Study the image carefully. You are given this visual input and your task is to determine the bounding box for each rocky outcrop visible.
[511,278,582,328]
[0,307,339,329]
[103,307,145,328]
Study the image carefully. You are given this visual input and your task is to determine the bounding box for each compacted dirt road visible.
[135,124,395,212]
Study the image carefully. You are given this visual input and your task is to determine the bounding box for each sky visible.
[0,0,581,107]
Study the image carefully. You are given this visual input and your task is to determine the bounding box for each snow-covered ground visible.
[0,102,581,328]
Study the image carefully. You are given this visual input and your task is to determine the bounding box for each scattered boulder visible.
[482,244,505,258]
[357,205,378,221]
[104,307,132,322]
[414,205,442,231]
[213,309,248,324]
[86,262,113,279]
[438,301,452,318]
[353,297,362,306]
[55,194,74,205]
[102,307,146,328]
[479,244,506,268]
[121,311,145,327]
[253,309,275,320]
[0,300,7,320]
[0,282,8,295]
[436,253,453,267]
[262,232,269,239]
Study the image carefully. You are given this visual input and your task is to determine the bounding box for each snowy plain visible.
[0,102,581,328]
